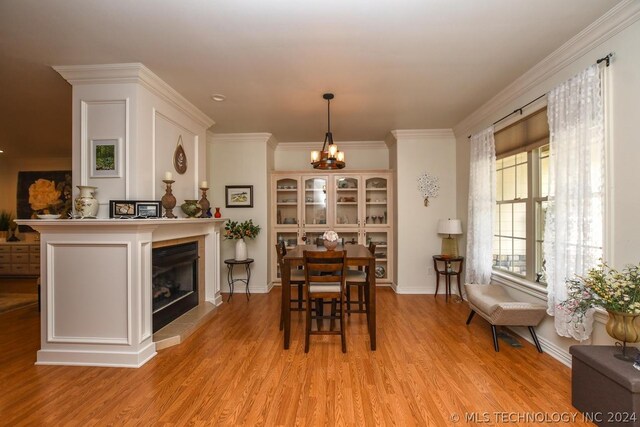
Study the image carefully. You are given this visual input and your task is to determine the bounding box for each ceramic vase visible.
[214,207,222,218]
[235,238,248,261]
[323,239,338,251]
[75,185,99,218]
[181,200,202,218]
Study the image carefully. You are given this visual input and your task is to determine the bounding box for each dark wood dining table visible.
[281,244,377,351]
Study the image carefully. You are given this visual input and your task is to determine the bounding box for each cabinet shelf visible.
[366,188,387,191]
[276,189,298,192]
[336,202,357,205]
[277,202,297,205]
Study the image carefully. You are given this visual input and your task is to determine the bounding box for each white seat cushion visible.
[309,283,341,293]
[345,269,367,282]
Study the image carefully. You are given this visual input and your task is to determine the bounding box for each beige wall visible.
[0,156,72,215]
[454,17,640,364]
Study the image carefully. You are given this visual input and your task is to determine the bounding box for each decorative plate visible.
[375,265,385,278]
[37,214,61,219]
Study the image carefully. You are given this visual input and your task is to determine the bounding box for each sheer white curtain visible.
[544,64,605,341]
[466,126,496,284]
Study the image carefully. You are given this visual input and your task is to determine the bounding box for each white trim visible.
[53,63,214,129]
[390,129,455,140]
[491,270,547,301]
[210,132,274,143]
[454,0,640,137]
[505,328,573,367]
[275,140,388,151]
[35,342,156,368]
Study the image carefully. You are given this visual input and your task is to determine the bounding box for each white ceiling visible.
[0,0,619,158]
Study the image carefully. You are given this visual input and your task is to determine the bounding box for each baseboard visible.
[35,342,157,368]
[507,326,572,367]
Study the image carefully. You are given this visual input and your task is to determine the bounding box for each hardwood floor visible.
[0,288,590,426]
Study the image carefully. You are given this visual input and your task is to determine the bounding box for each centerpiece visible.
[322,230,340,251]
[224,219,261,261]
[561,262,640,361]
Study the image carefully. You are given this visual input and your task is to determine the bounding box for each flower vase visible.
[606,310,640,361]
[323,239,338,251]
[75,186,99,218]
[235,238,248,261]
[214,207,222,218]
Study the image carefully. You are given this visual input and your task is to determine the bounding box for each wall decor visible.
[17,170,73,231]
[90,138,121,178]
[173,135,187,174]
[109,200,162,218]
[225,185,253,208]
[417,172,440,206]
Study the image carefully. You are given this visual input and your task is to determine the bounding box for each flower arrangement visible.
[224,219,260,240]
[560,262,640,322]
[323,230,339,242]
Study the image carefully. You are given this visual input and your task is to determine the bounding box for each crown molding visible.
[53,63,215,129]
[209,132,274,144]
[453,0,640,137]
[275,140,387,151]
[390,129,455,140]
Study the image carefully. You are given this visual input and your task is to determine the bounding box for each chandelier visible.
[311,93,345,169]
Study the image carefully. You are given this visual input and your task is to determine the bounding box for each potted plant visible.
[224,219,261,260]
[561,262,640,360]
[0,210,14,241]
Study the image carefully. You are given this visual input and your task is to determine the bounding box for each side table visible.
[224,258,254,302]
[432,255,464,302]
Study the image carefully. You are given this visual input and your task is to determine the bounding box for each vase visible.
[235,238,248,261]
[214,207,222,218]
[75,185,99,218]
[181,200,202,218]
[323,239,338,251]
[606,310,640,361]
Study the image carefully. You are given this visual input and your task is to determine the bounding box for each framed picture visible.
[225,185,253,208]
[136,201,161,218]
[109,200,162,218]
[16,170,73,231]
[91,138,121,178]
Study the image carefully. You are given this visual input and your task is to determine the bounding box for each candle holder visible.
[161,180,177,218]
[198,187,211,218]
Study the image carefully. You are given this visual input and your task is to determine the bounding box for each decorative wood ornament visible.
[173,135,187,174]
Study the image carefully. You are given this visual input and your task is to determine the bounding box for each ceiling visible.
[0,0,619,158]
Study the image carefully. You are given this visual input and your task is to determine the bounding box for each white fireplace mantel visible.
[16,218,225,368]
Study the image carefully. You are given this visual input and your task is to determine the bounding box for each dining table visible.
[281,244,377,351]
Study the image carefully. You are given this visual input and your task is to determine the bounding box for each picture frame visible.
[91,138,121,178]
[109,200,162,218]
[225,185,253,208]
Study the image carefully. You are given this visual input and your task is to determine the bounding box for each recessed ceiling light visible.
[210,94,226,102]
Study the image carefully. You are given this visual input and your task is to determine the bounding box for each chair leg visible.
[340,295,346,353]
[528,326,543,353]
[279,302,284,331]
[298,283,304,310]
[434,273,440,298]
[466,310,475,325]
[358,286,364,312]
[317,298,323,331]
[305,295,312,353]
[346,285,351,316]
[330,298,337,331]
[491,325,499,352]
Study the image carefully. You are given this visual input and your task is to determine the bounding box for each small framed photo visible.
[109,200,136,218]
[225,185,253,208]
[135,201,161,218]
[91,138,121,178]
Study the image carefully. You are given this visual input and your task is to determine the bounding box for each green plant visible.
[0,210,14,231]
[224,219,260,240]
[561,262,640,322]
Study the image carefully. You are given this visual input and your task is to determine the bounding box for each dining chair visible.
[345,242,376,317]
[303,249,348,353]
[277,242,306,330]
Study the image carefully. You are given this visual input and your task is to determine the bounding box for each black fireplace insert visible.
[152,241,199,332]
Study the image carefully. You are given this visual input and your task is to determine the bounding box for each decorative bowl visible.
[375,265,386,278]
[37,214,61,219]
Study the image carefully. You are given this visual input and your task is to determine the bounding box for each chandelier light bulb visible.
[336,151,345,162]
[329,144,338,158]
[311,151,320,162]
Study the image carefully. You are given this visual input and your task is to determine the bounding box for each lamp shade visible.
[438,219,462,235]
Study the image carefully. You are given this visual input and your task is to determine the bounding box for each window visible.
[492,108,549,283]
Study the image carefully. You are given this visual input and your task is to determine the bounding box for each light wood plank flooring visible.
[0,287,590,426]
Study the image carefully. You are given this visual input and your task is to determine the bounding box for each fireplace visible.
[152,241,199,332]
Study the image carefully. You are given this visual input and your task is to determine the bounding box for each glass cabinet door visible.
[302,176,328,227]
[275,177,299,226]
[364,176,388,227]
[334,176,361,228]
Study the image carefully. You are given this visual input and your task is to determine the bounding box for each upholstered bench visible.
[465,283,546,352]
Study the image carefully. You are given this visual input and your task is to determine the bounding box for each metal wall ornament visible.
[417,172,440,206]
[173,135,187,174]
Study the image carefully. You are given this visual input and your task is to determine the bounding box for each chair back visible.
[303,250,347,289]
[367,242,376,255]
[275,241,287,267]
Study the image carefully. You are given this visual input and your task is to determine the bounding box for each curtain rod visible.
[467,52,613,139]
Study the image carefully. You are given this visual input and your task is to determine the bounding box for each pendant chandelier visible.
[311,93,345,169]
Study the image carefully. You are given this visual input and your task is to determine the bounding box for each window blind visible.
[494,107,549,158]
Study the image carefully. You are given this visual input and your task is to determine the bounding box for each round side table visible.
[224,258,254,302]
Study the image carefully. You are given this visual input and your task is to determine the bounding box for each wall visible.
[0,157,72,215]
[208,133,274,294]
[388,130,457,294]
[275,141,389,170]
[454,7,640,364]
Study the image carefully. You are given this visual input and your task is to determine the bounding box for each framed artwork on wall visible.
[91,138,122,178]
[225,185,253,208]
[16,170,73,231]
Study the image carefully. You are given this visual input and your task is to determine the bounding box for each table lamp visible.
[438,218,462,257]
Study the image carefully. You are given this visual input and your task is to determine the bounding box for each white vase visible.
[235,238,248,261]
[75,185,99,218]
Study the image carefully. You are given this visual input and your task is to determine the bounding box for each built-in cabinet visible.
[271,170,394,285]
[0,242,40,276]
